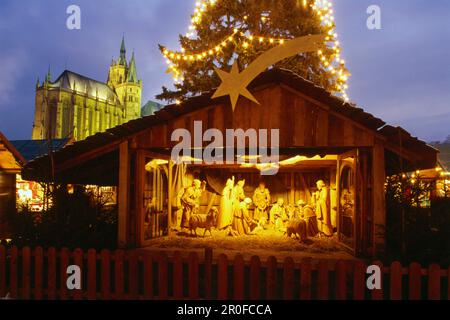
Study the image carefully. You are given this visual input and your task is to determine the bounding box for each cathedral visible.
[32,37,142,141]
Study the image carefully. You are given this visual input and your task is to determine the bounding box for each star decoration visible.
[211,34,326,111]
[212,62,260,112]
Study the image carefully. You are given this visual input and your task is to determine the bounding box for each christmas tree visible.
[158,0,349,103]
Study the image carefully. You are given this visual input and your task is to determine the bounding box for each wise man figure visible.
[314,180,333,237]
[233,198,258,235]
[217,177,235,232]
[270,198,287,230]
[180,179,205,231]
[296,199,319,237]
[253,181,271,224]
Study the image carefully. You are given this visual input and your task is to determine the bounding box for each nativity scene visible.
[23,69,438,258]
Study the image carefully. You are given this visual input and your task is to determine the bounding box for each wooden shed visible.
[0,131,26,236]
[23,69,438,258]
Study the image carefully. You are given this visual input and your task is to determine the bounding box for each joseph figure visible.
[252,181,271,222]
[314,180,333,237]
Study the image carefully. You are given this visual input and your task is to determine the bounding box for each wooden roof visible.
[0,131,26,174]
[23,69,438,184]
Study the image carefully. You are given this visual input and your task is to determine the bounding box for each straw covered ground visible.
[139,228,357,262]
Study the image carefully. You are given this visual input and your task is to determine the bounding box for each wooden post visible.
[300,259,312,300]
[87,249,97,300]
[34,247,44,300]
[118,141,129,248]
[114,250,125,299]
[0,246,5,298]
[372,140,386,258]
[233,254,245,300]
[266,256,277,299]
[217,254,228,300]
[390,261,402,300]
[47,248,57,300]
[100,250,111,300]
[188,252,199,299]
[289,172,295,204]
[167,160,174,233]
[22,247,31,299]
[173,251,183,299]
[9,247,18,299]
[283,257,295,300]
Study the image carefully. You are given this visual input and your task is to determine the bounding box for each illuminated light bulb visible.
[280,39,285,44]
[269,38,274,43]
[259,37,264,43]
[243,42,249,49]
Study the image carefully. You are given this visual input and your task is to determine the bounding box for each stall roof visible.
[11,138,72,163]
[23,68,438,183]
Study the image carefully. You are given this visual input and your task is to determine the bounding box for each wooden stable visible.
[24,69,437,258]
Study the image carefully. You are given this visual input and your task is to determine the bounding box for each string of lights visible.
[162,0,350,102]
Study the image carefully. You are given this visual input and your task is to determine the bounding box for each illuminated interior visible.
[141,152,357,251]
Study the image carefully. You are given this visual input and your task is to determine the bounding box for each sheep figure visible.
[189,207,218,237]
[286,219,308,241]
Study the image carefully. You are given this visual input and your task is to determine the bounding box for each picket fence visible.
[0,245,449,300]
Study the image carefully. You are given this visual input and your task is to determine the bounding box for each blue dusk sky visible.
[0,0,449,142]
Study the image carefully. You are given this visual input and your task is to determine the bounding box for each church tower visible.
[108,36,142,122]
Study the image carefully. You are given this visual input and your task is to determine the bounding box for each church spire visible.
[119,35,127,66]
[127,50,138,83]
[45,66,52,83]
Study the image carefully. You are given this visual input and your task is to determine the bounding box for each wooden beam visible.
[372,140,386,258]
[56,141,121,173]
[118,141,129,248]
